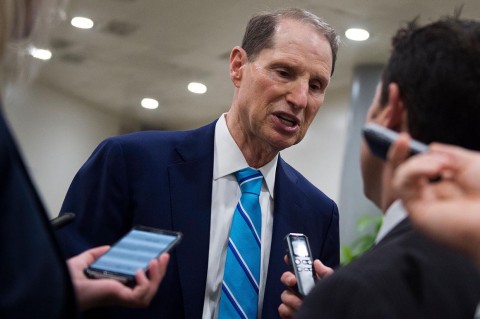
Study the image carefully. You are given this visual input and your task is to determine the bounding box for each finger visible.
[280,271,297,287]
[278,302,294,319]
[429,142,473,157]
[387,132,411,170]
[313,259,333,279]
[393,153,451,197]
[68,245,111,272]
[146,253,170,287]
[130,254,170,307]
[85,245,111,262]
[156,253,170,278]
[128,269,151,307]
[280,289,303,311]
[428,143,478,174]
[134,264,150,287]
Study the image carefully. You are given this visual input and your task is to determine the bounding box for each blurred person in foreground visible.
[280,15,480,319]
[390,135,480,268]
[0,0,169,317]
[56,7,340,319]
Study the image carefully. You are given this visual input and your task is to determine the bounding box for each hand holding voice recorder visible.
[284,233,316,297]
[84,226,182,287]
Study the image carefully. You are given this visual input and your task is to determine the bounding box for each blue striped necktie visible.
[218,168,263,319]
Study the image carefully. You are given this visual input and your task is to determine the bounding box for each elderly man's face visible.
[231,18,333,152]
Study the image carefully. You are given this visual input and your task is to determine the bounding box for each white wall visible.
[281,90,349,203]
[3,81,122,217]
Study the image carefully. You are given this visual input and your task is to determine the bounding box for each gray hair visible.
[241,8,340,75]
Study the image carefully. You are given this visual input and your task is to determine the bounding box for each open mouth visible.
[277,114,299,127]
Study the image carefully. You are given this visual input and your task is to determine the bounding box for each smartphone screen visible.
[85,226,182,285]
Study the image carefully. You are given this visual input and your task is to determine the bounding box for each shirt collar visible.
[214,113,277,199]
[375,199,407,244]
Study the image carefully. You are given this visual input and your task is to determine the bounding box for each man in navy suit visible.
[284,16,480,319]
[56,7,340,319]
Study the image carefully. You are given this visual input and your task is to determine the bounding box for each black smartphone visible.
[362,123,428,160]
[284,233,316,298]
[84,225,182,287]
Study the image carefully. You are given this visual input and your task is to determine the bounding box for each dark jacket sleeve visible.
[56,137,134,258]
[0,111,78,318]
[295,268,396,319]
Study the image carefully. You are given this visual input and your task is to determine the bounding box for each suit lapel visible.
[263,158,304,316]
[376,218,412,247]
[168,121,216,318]
[270,157,303,243]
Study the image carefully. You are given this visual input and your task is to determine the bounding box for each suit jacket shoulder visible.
[296,219,480,319]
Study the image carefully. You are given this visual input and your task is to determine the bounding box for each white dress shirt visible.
[202,114,277,319]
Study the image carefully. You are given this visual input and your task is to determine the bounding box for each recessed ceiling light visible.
[141,98,159,109]
[29,47,52,60]
[188,82,207,94]
[345,28,370,41]
[71,17,94,29]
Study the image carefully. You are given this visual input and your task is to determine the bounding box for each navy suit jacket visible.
[296,219,480,319]
[57,120,339,319]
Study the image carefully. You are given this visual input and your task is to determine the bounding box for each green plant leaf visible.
[340,214,383,266]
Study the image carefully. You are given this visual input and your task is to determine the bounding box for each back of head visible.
[241,8,339,75]
[381,15,480,151]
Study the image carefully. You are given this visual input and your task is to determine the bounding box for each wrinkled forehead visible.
[273,18,333,70]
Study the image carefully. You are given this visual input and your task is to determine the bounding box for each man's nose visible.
[286,80,308,109]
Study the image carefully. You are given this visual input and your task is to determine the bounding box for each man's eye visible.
[276,69,290,78]
[310,82,322,92]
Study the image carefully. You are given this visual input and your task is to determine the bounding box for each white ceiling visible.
[39,0,480,130]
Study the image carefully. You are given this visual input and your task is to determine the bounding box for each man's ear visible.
[384,83,406,131]
[230,46,247,87]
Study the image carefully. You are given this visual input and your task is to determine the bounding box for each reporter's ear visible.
[384,83,406,132]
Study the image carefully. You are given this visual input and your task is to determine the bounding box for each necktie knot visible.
[235,168,263,196]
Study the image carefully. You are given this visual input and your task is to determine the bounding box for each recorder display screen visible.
[291,236,310,257]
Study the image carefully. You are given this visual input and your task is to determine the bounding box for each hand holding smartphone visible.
[284,233,316,297]
[362,123,428,160]
[84,226,182,287]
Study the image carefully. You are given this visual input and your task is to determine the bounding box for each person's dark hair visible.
[241,8,339,75]
[380,15,480,151]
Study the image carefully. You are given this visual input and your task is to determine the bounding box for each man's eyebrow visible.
[317,74,330,84]
[269,62,296,70]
